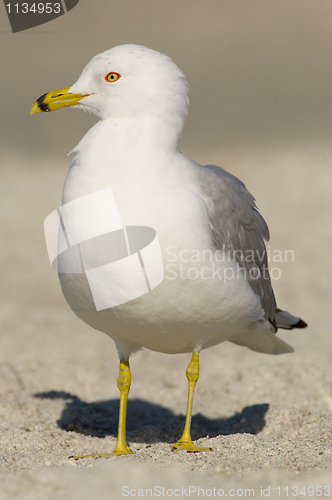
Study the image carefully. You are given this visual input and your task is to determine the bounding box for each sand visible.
[1,143,332,498]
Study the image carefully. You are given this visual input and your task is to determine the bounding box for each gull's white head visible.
[31,44,189,139]
[71,45,189,124]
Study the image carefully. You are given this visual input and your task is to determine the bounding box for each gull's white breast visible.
[59,121,264,355]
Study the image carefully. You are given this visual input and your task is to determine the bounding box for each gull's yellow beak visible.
[30,86,89,115]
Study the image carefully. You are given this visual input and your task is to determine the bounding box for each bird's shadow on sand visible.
[34,391,268,443]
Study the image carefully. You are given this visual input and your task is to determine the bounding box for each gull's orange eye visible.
[105,72,121,83]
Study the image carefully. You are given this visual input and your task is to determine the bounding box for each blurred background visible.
[2,0,332,157]
[1,0,332,476]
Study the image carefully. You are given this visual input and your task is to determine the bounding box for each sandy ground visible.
[1,143,332,498]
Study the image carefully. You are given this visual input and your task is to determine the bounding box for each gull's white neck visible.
[63,116,183,204]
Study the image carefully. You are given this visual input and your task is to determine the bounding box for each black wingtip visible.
[275,309,308,330]
[293,319,308,329]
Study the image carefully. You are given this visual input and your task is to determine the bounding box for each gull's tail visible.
[229,309,307,355]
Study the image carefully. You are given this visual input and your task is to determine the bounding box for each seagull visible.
[31,44,307,456]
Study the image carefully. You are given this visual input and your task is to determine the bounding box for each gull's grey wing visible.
[196,164,277,331]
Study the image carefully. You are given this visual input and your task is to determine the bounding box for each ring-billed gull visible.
[31,44,307,456]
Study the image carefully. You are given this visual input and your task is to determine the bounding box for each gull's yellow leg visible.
[111,359,133,455]
[72,360,132,459]
[172,352,212,453]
